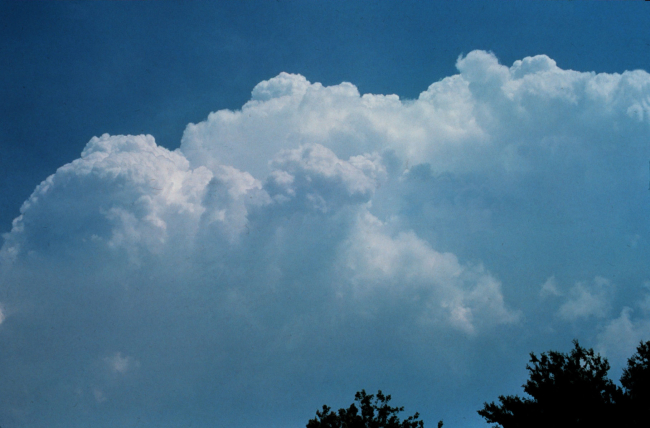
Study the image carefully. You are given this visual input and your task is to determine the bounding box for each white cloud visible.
[2,50,650,426]
[540,275,561,297]
[266,143,384,210]
[105,352,140,374]
[180,51,650,186]
[558,277,614,321]
[339,211,519,333]
[640,281,650,313]
[200,164,270,242]
[1,133,213,264]
[598,284,650,365]
[597,307,650,365]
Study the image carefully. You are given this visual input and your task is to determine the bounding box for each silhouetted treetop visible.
[308,341,650,428]
[620,340,650,427]
[307,389,436,428]
[479,339,650,428]
[478,340,621,428]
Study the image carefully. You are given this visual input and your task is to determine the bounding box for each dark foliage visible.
[479,340,650,428]
[307,389,437,428]
[620,341,650,427]
[478,340,621,428]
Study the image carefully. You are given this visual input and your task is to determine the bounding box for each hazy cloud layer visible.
[2,51,650,427]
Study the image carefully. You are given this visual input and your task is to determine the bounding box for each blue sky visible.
[2,2,650,427]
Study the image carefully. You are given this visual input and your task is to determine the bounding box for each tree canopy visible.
[620,340,650,427]
[307,340,650,428]
[478,340,650,428]
[306,389,438,428]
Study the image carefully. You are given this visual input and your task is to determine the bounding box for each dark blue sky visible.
[2,1,650,233]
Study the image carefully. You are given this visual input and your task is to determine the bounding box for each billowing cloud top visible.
[2,51,650,427]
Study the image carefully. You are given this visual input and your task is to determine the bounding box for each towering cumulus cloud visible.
[1,51,650,427]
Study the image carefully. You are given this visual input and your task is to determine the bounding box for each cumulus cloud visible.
[597,284,650,365]
[557,277,614,321]
[2,51,650,427]
[266,143,385,211]
[182,51,650,184]
[1,133,213,265]
[598,308,650,365]
[339,211,519,333]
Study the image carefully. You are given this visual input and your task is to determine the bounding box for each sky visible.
[2,1,650,427]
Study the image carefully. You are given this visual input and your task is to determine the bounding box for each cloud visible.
[105,352,140,374]
[540,275,561,297]
[597,284,650,366]
[338,211,519,334]
[93,388,107,403]
[266,143,385,211]
[640,281,650,312]
[598,308,650,366]
[1,133,213,264]
[557,277,614,321]
[181,51,650,184]
[2,50,650,427]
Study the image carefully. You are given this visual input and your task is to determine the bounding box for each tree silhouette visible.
[478,340,621,428]
[307,389,438,428]
[620,340,650,427]
[308,341,650,428]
